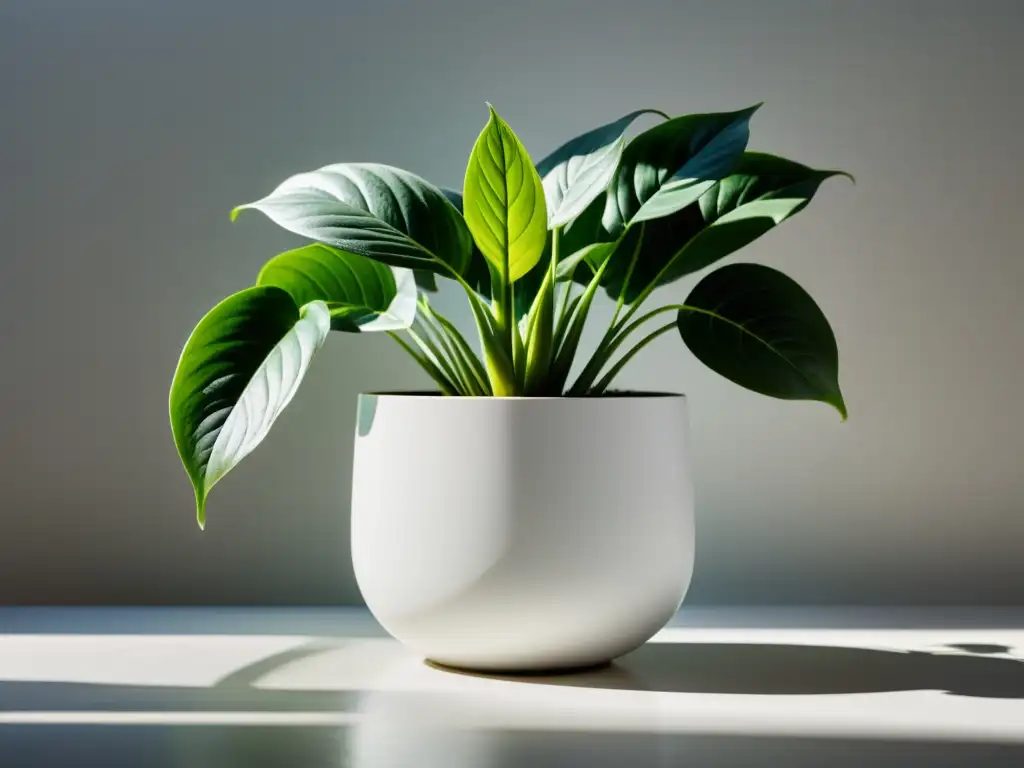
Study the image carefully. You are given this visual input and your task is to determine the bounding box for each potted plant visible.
[169,103,849,672]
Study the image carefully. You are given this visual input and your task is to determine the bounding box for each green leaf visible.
[676,264,846,419]
[413,270,439,292]
[441,187,542,333]
[169,287,331,528]
[232,163,473,278]
[536,109,666,229]
[604,152,850,303]
[603,105,760,235]
[256,243,416,332]
[463,105,548,283]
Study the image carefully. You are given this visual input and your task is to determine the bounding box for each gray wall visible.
[1,0,1022,605]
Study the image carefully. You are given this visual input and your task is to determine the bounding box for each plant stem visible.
[510,282,526,390]
[409,323,465,394]
[556,281,575,337]
[440,261,516,395]
[417,299,485,395]
[428,306,491,395]
[565,224,643,395]
[547,253,613,393]
[569,303,689,395]
[609,222,644,328]
[611,235,687,332]
[387,332,457,395]
[524,226,559,394]
[419,313,480,396]
[589,322,677,395]
[553,291,581,357]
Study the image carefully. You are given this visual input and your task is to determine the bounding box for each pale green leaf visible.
[463,106,548,283]
[257,243,417,332]
[232,163,472,278]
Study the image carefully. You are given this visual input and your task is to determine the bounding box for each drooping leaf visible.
[677,263,845,419]
[536,109,666,229]
[169,287,331,527]
[256,243,417,332]
[232,163,473,278]
[603,105,760,235]
[463,105,548,283]
[603,152,851,303]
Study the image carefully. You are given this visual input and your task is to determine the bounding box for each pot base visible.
[425,657,615,677]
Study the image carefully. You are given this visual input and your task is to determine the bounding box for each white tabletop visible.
[1,607,1023,766]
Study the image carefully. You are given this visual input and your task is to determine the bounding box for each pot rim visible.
[359,390,686,401]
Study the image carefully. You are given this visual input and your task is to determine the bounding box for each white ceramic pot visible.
[350,393,694,672]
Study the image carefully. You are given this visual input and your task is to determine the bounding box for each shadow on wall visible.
[454,642,1024,699]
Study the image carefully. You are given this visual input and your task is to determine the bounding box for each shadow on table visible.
[464,643,1024,699]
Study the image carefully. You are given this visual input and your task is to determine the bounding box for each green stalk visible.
[589,322,677,395]
[547,253,612,393]
[441,261,516,395]
[409,323,466,395]
[524,226,559,394]
[569,303,688,395]
[417,299,480,392]
[428,306,492,395]
[609,222,644,328]
[569,224,646,395]
[485,247,520,395]
[388,332,458,396]
[471,295,517,396]
[416,308,480,396]
[492,246,516,374]
[511,283,526,390]
[553,292,582,357]
[555,281,575,339]
[611,227,695,332]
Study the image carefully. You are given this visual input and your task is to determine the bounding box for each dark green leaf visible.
[414,270,439,292]
[169,287,331,527]
[677,263,845,418]
[232,163,473,278]
[603,152,850,303]
[603,105,760,234]
[257,244,416,332]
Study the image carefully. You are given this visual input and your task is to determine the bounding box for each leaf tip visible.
[229,205,246,222]
[833,397,849,423]
[195,493,207,530]
[821,169,856,187]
